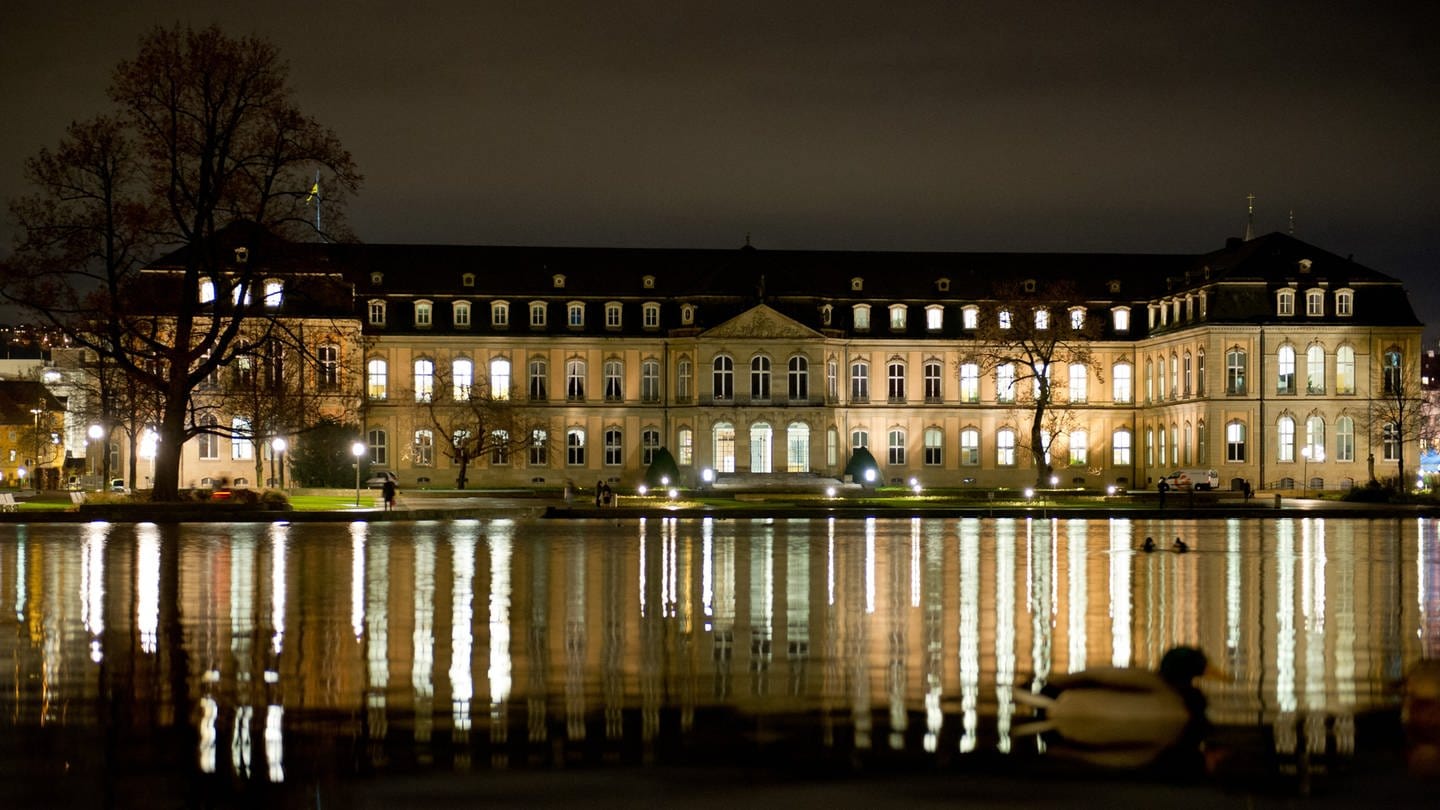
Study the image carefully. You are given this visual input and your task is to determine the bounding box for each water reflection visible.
[0,517,1437,796]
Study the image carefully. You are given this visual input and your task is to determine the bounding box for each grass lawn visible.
[285,494,378,511]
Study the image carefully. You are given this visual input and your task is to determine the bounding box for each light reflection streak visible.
[365,531,390,749]
[1274,520,1298,754]
[1066,520,1087,673]
[1109,519,1132,667]
[199,696,218,773]
[910,518,921,608]
[137,523,160,654]
[475,528,499,745]
[787,529,810,697]
[565,537,588,740]
[1303,519,1327,754]
[264,704,284,782]
[994,519,1016,752]
[887,528,907,750]
[82,522,107,663]
[958,518,979,752]
[751,528,774,696]
[1226,520,1242,675]
[639,517,648,618]
[702,518,713,629]
[350,522,366,639]
[269,522,287,657]
[413,531,436,744]
[865,518,876,615]
[231,530,256,775]
[922,522,945,753]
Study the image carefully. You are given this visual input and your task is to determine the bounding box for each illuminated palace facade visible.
[153,229,1422,492]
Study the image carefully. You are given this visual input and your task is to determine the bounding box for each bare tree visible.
[959,281,1105,487]
[1363,347,1431,490]
[410,364,537,489]
[3,25,360,500]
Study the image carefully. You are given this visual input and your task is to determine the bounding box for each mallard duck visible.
[1013,646,1211,769]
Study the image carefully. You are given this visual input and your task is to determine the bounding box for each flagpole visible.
[313,170,322,235]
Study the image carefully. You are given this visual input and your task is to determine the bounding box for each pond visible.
[0,516,1436,806]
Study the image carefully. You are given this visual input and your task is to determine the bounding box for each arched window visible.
[413,359,434,402]
[604,358,624,401]
[960,428,980,466]
[924,360,943,402]
[788,355,809,402]
[1277,345,1296,394]
[677,427,694,466]
[850,359,870,402]
[1336,415,1355,462]
[1112,362,1132,403]
[566,358,586,401]
[996,428,1016,466]
[367,358,388,400]
[750,423,773,472]
[887,360,906,402]
[750,355,771,401]
[713,422,736,473]
[1384,349,1403,394]
[528,357,547,401]
[677,356,693,402]
[1226,349,1246,395]
[960,363,980,403]
[1336,345,1356,394]
[786,423,810,472]
[1226,420,1247,462]
[1305,415,1326,461]
[1277,415,1295,462]
[489,357,510,399]
[566,427,586,465]
[1306,345,1325,394]
[713,355,733,401]
[452,358,473,400]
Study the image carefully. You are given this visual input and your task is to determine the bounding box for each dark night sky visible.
[4,1,1438,337]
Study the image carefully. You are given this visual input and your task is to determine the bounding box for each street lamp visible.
[29,406,42,488]
[270,437,288,489]
[351,441,367,506]
[1300,444,1325,499]
[87,424,104,481]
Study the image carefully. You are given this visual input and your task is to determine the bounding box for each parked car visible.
[66,476,84,491]
[1161,468,1220,491]
[365,471,399,489]
[109,479,129,494]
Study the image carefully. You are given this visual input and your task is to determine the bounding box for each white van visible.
[1161,469,1220,491]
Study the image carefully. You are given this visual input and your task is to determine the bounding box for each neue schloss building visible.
[144,227,1424,493]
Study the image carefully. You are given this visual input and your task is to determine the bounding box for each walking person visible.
[382,477,397,511]
[1157,478,1169,509]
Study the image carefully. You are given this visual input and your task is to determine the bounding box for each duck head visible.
[1159,646,1209,686]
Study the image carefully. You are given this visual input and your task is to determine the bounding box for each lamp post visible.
[1301,446,1311,499]
[29,406,42,489]
[87,424,104,482]
[352,440,367,506]
[271,437,288,489]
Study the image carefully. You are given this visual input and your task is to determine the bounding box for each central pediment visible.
[700,304,824,340]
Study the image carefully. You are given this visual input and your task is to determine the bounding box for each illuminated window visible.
[489,357,510,399]
[889,304,907,331]
[677,427,694,466]
[713,422,735,472]
[925,305,944,331]
[414,300,432,328]
[1034,308,1049,330]
[1336,345,1355,394]
[368,300,386,326]
[451,358,473,400]
[454,301,471,328]
[960,428,980,466]
[413,430,435,467]
[962,305,979,330]
[998,308,1012,330]
[367,358,387,400]
[853,304,871,331]
[1112,306,1130,332]
[231,418,253,460]
[996,363,1015,403]
[264,279,283,307]
[566,428,586,465]
[413,359,434,401]
[997,428,1016,466]
[787,423,810,472]
[199,280,215,303]
[529,428,548,466]
[1069,363,1087,403]
[489,430,509,465]
[1277,415,1295,462]
[1226,420,1246,462]
[1306,345,1325,394]
[1069,430,1087,466]
[1112,429,1132,465]
[1069,307,1085,330]
[960,363,979,403]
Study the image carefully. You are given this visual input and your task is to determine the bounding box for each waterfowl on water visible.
[1141,537,1157,552]
[1013,646,1212,769]
[1173,538,1189,553]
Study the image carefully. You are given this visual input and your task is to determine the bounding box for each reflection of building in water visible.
[2,517,1439,772]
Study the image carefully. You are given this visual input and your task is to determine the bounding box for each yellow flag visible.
[305,181,319,202]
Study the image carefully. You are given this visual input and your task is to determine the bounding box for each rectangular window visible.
[996,430,1015,466]
[960,363,979,403]
[788,356,809,402]
[996,364,1015,403]
[1069,430,1088,466]
[889,305,906,331]
[530,429,548,466]
[923,428,943,466]
[1306,291,1323,316]
[318,345,339,389]
[826,359,838,402]
[489,430,509,465]
[530,302,546,327]
[605,303,622,329]
[604,360,623,401]
[924,362,942,402]
[414,359,434,402]
[414,430,434,466]
[566,359,586,401]
[415,302,432,327]
[850,361,869,402]
[454,302,471,328]
[1336,290,1353,317]
[888,430,906,465]
[1068,363,1087,403]
[368,429,388,466]
[568,303,585,328]
[369,300,386,326]
[926,306,943,331]
[1113,363,1132,403]
[642,429,660,465]
[453,358,473,401]
[1226,422,1246,462]
[643,303,660,328]
[1226,351,1246,395]
[853,305,870,331]
[1113,430,1131,465]
[529,359,547,401]
[887,362,905,403]
[677,358,692,402]
[491,302,507,327]
[960,429,980,466]
[604,428,623,465]
[567,429,585,465]
[641,360,661,403]
[677,427,694,466]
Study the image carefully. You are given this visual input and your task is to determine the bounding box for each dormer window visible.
[850,277,864,291]
[529,301,547,328]
[368,299,386,326]
[234,247,249,264]
[681,303,696,325]
[925,305,943,331]
[263,279,283,307]
[1298,258,1313,273]
[414,300,433,328]
[370,272,383,286]
[1069,307,1085,330]
[453,301,472,328]
[490,301,508,328]
[888,304,906,331]
[1335,288,1354,317]
[853,304,871,331]
[461,272,475,288]
[199,280,216,303]
[1108,280,1122,294]
[232,282,251,306]
[1034,308,1050,330]
[605,301,622,329]
[1112,306,1131,332]
[998,308,1012,330]
[1306,288,1324,317]
[552,274,566,289]
[642,275,655,289]
[1022,279,1037,293]
[821,304,833,326]
[961,305,979,330]
[1277,288,1295,317]
[642,302,660,329]
[936,277,951,292]
[567,301,585,328]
